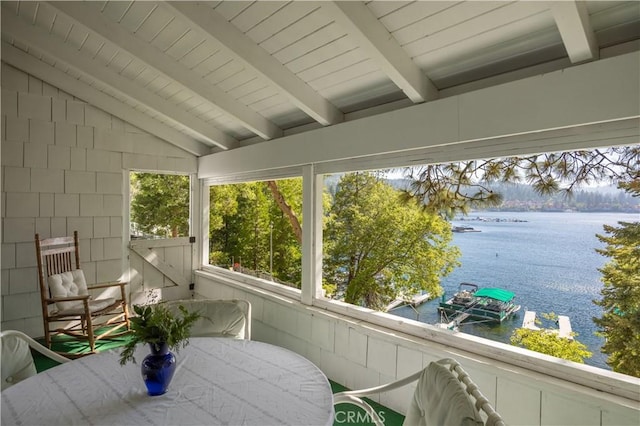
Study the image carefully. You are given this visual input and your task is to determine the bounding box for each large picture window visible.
[202,146,639,374]
[208,178,303,289]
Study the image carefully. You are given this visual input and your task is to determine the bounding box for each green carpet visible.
[32,334,405,425]
[331,380,405,426]
[33,328,133,372]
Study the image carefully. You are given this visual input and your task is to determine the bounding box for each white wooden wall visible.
[0,63,197,336]
[128,237,195,305]
[195,271,640,426]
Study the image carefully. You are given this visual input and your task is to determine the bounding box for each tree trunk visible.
[266,180,302,244]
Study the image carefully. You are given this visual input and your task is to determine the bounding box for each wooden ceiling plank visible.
[285,34,355,74]
[3,16,237,150]
[118,2,158,33]
[48,1,282,141]
[274,22,346,66]
[365,1,411,19]
[551,0,599,63]
[259,8,332,55]
[244,2,320,45]
[409,9,553,62]
[378,1,455,33]
[1,41,210,156]
[391,1,505,46]
[298,48,368,83]
[404,2,549,57]
[320,1,437,103]
[308,59,380,91]
[166,1,343,126]
[230,80,272,102]
[230,1,289,33]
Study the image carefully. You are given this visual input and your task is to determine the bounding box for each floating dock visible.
[522,310,540,330]
[385,292,430,312]
[437,312,470,330]
[557,315,573,339]
[522,311,572,340]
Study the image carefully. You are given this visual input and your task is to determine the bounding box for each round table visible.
[1,338,334,425]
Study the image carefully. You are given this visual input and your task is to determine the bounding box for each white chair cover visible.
[164,299,250,339]
[333,358,503,426]
[1,333,37,390]
[404,361,484,426]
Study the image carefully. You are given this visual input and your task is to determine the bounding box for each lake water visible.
[390,211,639,370]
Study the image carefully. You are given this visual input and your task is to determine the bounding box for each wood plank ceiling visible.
[2,1,639,156]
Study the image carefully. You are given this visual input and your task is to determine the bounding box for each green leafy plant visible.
[119,303,200,365]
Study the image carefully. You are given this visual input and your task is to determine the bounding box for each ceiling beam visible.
[48,1,282,141]
[551,0,599,63]
[165,1,344,126]
[199,51,639,178]
[1,42,210,156]
[320,1,438,103]
[3,16,238,151]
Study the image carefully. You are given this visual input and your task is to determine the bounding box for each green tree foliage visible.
[511,312,592,363]
[323,172,460,310]
[593,218,640,377]
[209,180,302,286]
[130,173,189,238]
[403,147,639,216]
[510,329,592,364]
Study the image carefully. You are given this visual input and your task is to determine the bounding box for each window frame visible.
[200,167,306,301]
[127,170,195,241]
[197,147,634,378]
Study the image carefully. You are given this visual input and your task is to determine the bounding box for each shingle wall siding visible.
[1,62,197,336]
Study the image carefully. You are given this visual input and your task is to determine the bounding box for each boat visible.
[438,283,521,323]
[452,226,481,233]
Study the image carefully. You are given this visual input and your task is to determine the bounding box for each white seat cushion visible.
[1,334,37,390]
[166,300,247,339]
[57,298,118,315]
[48,270,116,314]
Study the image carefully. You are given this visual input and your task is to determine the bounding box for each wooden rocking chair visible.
[35,231,130,357]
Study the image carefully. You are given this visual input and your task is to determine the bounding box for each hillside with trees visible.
[385,179,639,213]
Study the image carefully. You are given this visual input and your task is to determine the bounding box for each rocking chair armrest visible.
[88,281,127,290]
[46,294,90,303]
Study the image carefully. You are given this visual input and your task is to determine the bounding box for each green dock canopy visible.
[474,288,515,302]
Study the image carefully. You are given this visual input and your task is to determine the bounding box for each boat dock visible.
[522,310,540,330]
[385,292,430,312]
[557,316,573,339]
[522,311,573,339]
[438,312,470,330]
[385,299,405,311]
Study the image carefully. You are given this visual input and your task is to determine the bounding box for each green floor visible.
[331,381,405,426]
[32,329,133,372]
[33,333,405,426]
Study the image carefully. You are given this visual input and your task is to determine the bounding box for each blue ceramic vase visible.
[141,342,176,396]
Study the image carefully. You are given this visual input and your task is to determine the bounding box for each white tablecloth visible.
[1,338,334,426]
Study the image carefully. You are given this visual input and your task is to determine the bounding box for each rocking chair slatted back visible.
[35,233,79,300]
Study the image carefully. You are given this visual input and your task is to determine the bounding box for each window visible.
[319,149,639,371]
[207,178,303,289]
[129,172,190,239]
[201,147,639,373]
[322,171,459,310]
